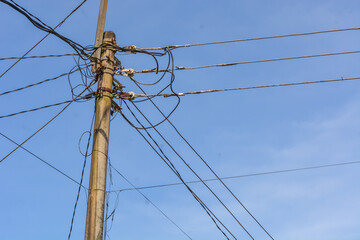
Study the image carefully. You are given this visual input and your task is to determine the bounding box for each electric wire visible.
[0,53,76,61]
[127,101,257,239]
[131,83,272,239]
[126,48,181,130]
[0,0,88,79]
[0,0,88,59]
[0,69,80,97]
[109,162,193,240]
[119,102,236,239]
[0,131,86,188]
[138,27,360,50]
[116,160,360,192]
[0,94,93,119]
[134,76,360,99]
[135,50,360,73]
[67,109,95,240]
[0,79,96,164]
[104,158,118,240]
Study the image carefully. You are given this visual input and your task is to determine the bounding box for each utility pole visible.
[85,31,116,240]
[85,1,113,239]
[91,0,108,73]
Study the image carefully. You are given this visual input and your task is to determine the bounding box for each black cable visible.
[104,158,117,240]
[109,163,193,240]
[135,50,360,73]
[0,69,80,97]
[127,48,181,130]
[0,79,96,164]
[0,0,88,79]
[0,132,86,188]
[119,103,236,239]
[131,83,272,239]
[0,53,76,61]
[67,109,95,240]
[138,27,360,50]
[127,101,256,239]
[116,160,360,191]
[0,0,88,59]
[134,76,360,98]
[0,94,93,119]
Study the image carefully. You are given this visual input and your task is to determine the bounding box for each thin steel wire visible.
[135,77,360,98]
[109,163,193,240]
[116,160,360,192]
[135,50,360,73]
[138,27,360,50]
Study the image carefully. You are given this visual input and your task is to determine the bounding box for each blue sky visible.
[0,0,360,239]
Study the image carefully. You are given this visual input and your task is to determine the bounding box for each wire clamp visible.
[114,91,135,101]
[122,45,137,54]
[96,87,115,99]
[115,67,135,77]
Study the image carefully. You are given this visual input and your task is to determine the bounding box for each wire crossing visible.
[0,80,96,164]
[109,163,193,240]
[0,0,87,79]
[0,132,86,188]
[131,82,274,239]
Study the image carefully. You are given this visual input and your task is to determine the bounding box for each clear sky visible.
[0,0,360,239]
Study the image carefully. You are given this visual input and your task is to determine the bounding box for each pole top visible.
[104,31,115,40]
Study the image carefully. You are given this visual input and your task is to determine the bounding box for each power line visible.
[138,27,360,50]
[130,82,272,239]
[0,69,79,97]
[0,53,76,61]
[120,102,237,239]
[124,100,253,240]
[1,0,88,58]
[136,100,274,239]
[0,131,86,188]
[134,76,360,99]
[109,163,193,240]
[0,79,96,164]
[0,94,93,119]
[68,110,95,240]
[134,50,360,73]
[117,160,360,192]
[0,0,87,79]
